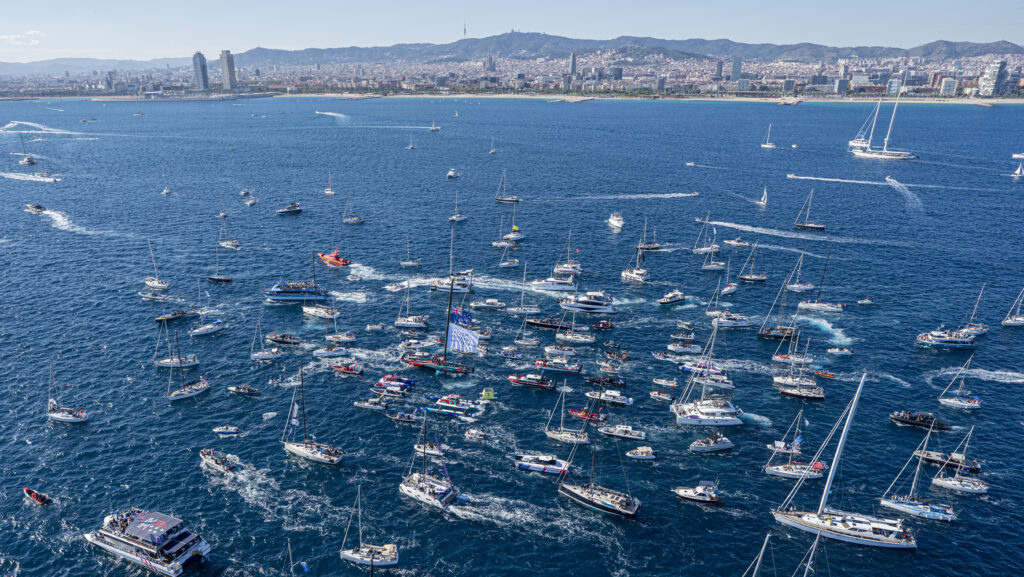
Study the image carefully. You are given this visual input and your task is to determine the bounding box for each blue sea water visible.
[1,96,1023,576]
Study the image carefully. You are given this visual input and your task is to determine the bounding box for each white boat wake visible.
[705,219,906,247]
[0,120,80,135]
[0,172,60,183]
[37,209,117,236]
[884,177,923,211]
[313,111,348,119]
[787,174,886,186]
[581,192,699,200]
[796,316,853,345]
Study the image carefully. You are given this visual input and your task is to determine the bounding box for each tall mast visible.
[817,373,866,514]
[865,99,882,146]
[148,238,160,279]
[299,366,308,442]
[882,72,905,152]
[801,535,821,577]
[813,245,833,303]
[747,532,770,577]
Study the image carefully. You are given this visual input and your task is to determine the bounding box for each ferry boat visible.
[84,509,211,576]
[559,291,617,314]
[263,281,328,302]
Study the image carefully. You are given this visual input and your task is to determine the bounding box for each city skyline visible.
[1,0,1023,63]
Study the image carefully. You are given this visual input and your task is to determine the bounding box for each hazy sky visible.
[1,0,1021,62]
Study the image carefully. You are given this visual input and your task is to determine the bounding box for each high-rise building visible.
[192,51,209,91]
[609,67,623,81]
[657,76,666,92]
[569,51,577,76]
[939,77,959,96]
[783,79,796,93]
[886,78,902,95]
[220,50,237,90]
[731,56,742,80]
[833,78,850,94]
[978,60,1007,96]
[714,60,723,80]
[484,53,495,72]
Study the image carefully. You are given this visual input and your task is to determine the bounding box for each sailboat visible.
[342,190,364,224]
[489,137,496,155]
[786,253,815,292]
[793,189,825,231]
[880,424,957,521]
[700,249,725,271]
[544,388,589,444]
[429,114,440,132]
[494,169,520,203]
[190,278,226,336]
[670,326,744,426]
[1011,162,1024,178]
[721,258,738,295]
[324,172,334,196]
[931,426,988,494]
[849,100,881,149]
[553,230,582,276]
[764,409,827,479]
[395,281,428,328]
[691,213,719,254]
[429,227,473,293]
[507,263,541,315]
[938,354,981,409]
[558,388,640,518]
[144,238,169,290]
[959,284,988,336]
[281,366,343,464]
[18,134,35,165]
[399,413,461,509]
[498,244,519,268]
[406,133,415,150]
[851,74,916,160]
[153,322,199,367]
[760,123,776,149]
[739,533,772,577]
[46,367,88,422]
[161,170,172,195]
[503,202,525,240]
[448,189,467,222]
[400,237,421,268]
[758,268,796,340]
[772,373,918,548]
[339,486,399,566]
[208,229,233,283]
[250,316,283,360]
[797,246,842,312]
[164,331,211,400]
[1002,286,1024,326]
[737,241,767,282]
[621,222,650,282]
[755,187,767,208]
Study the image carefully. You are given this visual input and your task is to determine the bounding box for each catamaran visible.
[793,189,825,231]
[670,326,744,426]
[931,426,988,494]
[399,415,461,510]
[281,366,343,464]
[144,238,169,290]
[494,169,520,203]
[339,486,399,566]
[84,508,211,576]
[879,424,956,521]
[760,123,777,149]
[772,374,918,548]
[1003,286,1024,326]
[938,354,981,409]
[797,246,843,312]
[851,75,916,160]
[738,241,767,282]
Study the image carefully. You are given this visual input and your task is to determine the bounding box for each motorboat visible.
[712,312,751,328]
[668,342,702,354]
[498,345,522,359]
[593,320,613,330]
[559,291,617,314]
[446,168,458,179]
[598,424,645,440]
[312,343,348,358]
[723,238,751,248]
[213,425,239,436]
[545,344,577,357]
[267,332,304,346]
[653,377,678,387]
[585,375,625,388]
[626,446,657,460]
[689,432,734,453]
[84,508,211,575]
[333,362,364,376]
[658,289,685,305]
[318,250,350,268]
[276,202,302,214]
[889,410,950,431]
[534,357,581,373]
[465,428,485,440]
[25,203,46,214]
[673,480,721,504]
[507,373,556,389]
[470,298,506,309]
[227,384,260,397]
[607,213,624,229]
[514,453,569,474]
[827,347,852,356]
[199,449,237,473]
[585,389,633,406]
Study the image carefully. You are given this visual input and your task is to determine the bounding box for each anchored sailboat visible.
[760,123,776,149]
[851,74,915,160]
[793,189,825,231]
[144,238,169,290]
[797,246,842,312]
[938,354,980,409]
[738,241,767,282]
[880,424,956,521]
[281,366,343,464]
[339,486,399,566]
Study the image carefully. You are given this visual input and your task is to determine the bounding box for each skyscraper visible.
[484,53,495,72]
[569,51,577,77]
[978,60,1007,96]
[714,60,723,80]
[192,51,209,91]
[731,56,742,80]
[220,50,237,91]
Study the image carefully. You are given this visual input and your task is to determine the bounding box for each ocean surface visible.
[1,96,1022,576]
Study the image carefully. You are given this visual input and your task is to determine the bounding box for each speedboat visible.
[514,453,568,474]
[658,289,686,305]
[689,432,734,453]
[653,377,678,387]
[333,362,364,376]
[626,446,657,460]
[276,202,302,214]
[267,332,304,346]
[673,480,721,504]
[355,397,389,411]
[586,375,625,388]
[530,276,576,292]
[446,168,458,179]
[607,213,625,229]
[156,309,200,322]
[199,449,237,473]
[598,424,645,440]
[544,344,577,357]
[507,373,556,389]
[25,203,45,214]
[227,384,261,397]
[827,346,852,355]
[469,298,506,309]
[668,342,702,354]
[219,239,240,250]
[318,250,351,268]
[213,425,239,436]
[889,410,950,431]
[84,508,211,575]
[723,238,751,248]
[558,291,617,314]
[585,389,633,406]
[498,345,522,359]
[593,320,614,330]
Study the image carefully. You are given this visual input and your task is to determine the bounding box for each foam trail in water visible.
[787,174,887,186]
[706,220,905,247]
[1,172,61,182]
[45,107,64,112]
[580,192,700,200]
[796,316,852,345]
[37,209,114,236]
[1,120,79,135]
[884,177,923,211]
[313,111,348,119]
